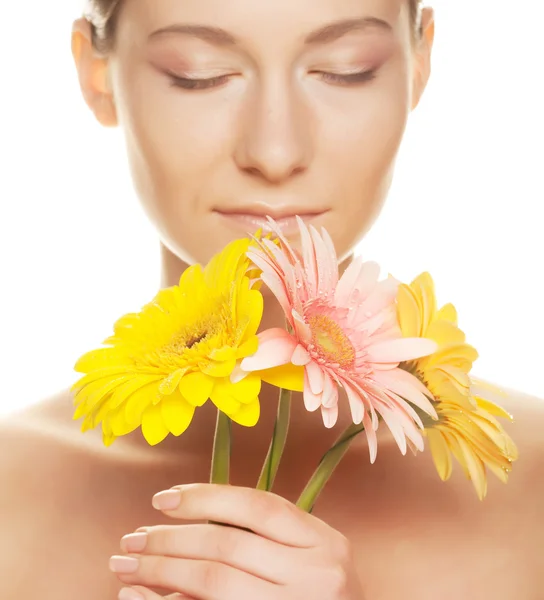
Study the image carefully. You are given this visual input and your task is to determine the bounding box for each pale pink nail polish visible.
[109,555,139,574]
[152,489,181,510]
[118,588,144,600]
[120,532,148,553]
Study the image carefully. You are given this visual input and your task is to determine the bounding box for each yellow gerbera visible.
[397,272,480,411]
[397,272,518,499]
[72,238,264,446]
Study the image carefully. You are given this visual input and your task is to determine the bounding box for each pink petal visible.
[343,381,365,425]
[320,226,339,289]
[377,404,407,455]
[298,217,318,297]
[292,343,311,366]
[309,224,337,296]
[321,373,339,408]
[305,360,325,395]
[367,338,438,363]
[372,369,438,419]
[303,369,322,412]
[292,310,312,345]
[321,404,339,428]
[335,256,365,306]
[391,367,435,398]
[240,328,297,371]
[364,411,378,463]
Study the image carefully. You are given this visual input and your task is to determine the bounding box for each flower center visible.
[308,314,355,368]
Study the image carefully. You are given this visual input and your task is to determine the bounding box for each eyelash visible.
[167,69,377,90]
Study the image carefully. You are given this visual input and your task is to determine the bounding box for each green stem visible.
[256,387,292,491]
[210,410,232,485]
[296,422,366,513]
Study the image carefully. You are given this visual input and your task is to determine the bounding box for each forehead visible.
[118,0,409,45]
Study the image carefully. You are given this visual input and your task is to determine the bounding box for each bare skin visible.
[1,0,543,597]
[0,385,543,599]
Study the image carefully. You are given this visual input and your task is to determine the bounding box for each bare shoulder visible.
[474,380,544,570]
[0,391,136,599]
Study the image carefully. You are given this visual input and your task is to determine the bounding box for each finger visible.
[119,587,193,600]
[121,524,304,584]
[111,554,278,600]
[151,484,325,547]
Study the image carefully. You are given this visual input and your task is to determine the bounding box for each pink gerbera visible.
[241,217,439,462]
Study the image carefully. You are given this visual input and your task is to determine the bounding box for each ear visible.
[411,7,435,111]
[71,18,118,127]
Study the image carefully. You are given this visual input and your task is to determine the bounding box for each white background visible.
[0,1,543,416]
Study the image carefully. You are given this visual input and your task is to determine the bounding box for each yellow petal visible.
[231,398,261,427]
[109,375,164,410]
[141,404,170,446]
[125,383,161,425]
[396,284,421,338]
[237,287,264,339]
[200,357,236,378]
[259,364,305,392]
[161,392,195,436]
[426,428,453,481]
[456,435,488,500]
[210,387,242,416]
[179,371,214,407]
[209,347,237,362]
[219,373,262,404]
[236,335,259,359]
[74,348,128,374]
[425,320,466,348]
[436,303,458,325]
[474,396,514,421]
[107,405,141,437]
[159,368,187,396]
[412,272,437,334]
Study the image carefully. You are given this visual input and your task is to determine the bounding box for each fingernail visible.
[152,489,181,510]
[109,555,139,574]
[118,588,144,600]
[120,532,148,553]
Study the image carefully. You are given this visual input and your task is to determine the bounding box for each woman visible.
[1,0,542,598]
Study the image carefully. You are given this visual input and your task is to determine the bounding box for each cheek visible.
[113,62,236,208]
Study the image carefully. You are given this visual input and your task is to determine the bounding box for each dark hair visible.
[85,0,422,53]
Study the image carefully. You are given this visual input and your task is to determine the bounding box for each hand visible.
[110,483,364,600]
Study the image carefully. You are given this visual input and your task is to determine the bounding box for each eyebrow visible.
[148,17,393,46]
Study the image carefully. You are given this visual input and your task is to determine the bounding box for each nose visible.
[233,77,313,184]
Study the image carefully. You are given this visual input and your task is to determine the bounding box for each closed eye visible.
[167,73,232,90]
[313,69,377,86]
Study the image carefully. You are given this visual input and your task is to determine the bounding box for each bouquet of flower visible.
[72,217,518,509]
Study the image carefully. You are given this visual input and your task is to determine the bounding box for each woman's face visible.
[79,0,432,265]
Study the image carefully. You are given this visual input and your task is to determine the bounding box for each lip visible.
[214,207,329,236]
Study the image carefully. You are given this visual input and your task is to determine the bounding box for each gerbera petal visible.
[367,337,437,363]
[230,398,260,427]
[321,403,339,429]
[241,328,297,371]
[141,404,170,446]
[292,344,311,366]
[210,387,242,416]
[396,283,422,338]
[372,369,438,419]
[343,381,365,425]
[259,363,305,392]
[305,360,325,395]
[161,392,196,436]
[364,411,378,463]
[426,428,453,481]
[303,369,322,412]
[159,368,188,396]
[321,373,338,408]
[179,371,214,407]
